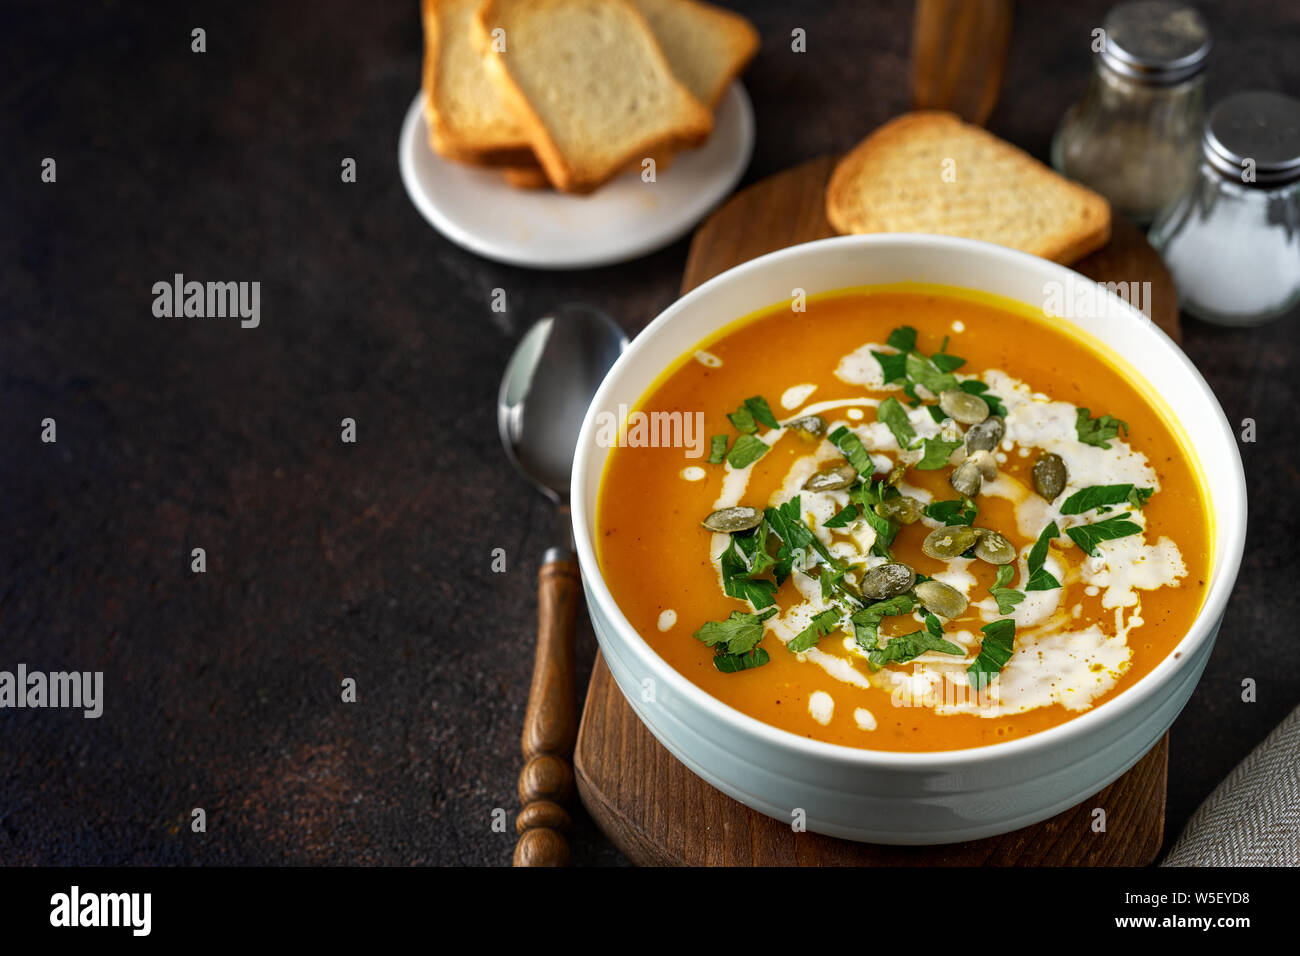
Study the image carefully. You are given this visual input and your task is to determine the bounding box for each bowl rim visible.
[571,233,1247,769]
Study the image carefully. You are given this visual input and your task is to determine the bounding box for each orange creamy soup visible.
[596,288,1212,752]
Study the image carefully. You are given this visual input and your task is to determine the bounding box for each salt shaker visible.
[1149,91,1300,327]
[1052,1,1210,224]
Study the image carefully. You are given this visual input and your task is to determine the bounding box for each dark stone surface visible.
[1,0,1296,866]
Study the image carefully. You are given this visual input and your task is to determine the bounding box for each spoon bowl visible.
[499,305,627,505]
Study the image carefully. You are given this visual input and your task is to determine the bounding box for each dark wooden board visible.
[575,155,1177,867]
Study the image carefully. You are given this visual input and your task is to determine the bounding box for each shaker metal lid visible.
[1203,91,1300,186]
[1100,1,1210,85]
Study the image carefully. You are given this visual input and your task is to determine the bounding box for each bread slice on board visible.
[421,0,534,166]
[827,112,1111,265]
[474,0,714,194]
[630,0,759,110]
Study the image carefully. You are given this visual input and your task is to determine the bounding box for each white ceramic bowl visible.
[571,235,1246,845]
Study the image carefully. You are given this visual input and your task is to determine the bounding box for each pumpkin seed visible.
[701,506,763,533]
[875,494,923,524]
[949,459,983,497]
[803,463,857,492]
[922,525,978,560]
[964,416,1005,452]
[939,389,989,424]
[914,579,968,619]
[972,528,1016,565]
[860,563,917,600]
[785,414,827,439]
[1032,452,1068,501]
[887,448,922,486]
[967,448,997,480]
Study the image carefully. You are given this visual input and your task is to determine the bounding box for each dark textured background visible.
[1,0,1296,866]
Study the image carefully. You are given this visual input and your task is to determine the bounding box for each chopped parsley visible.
[1075,408,1129,449]
[1066,512,1143,556]
[693,607,778,656]
[849,593,915,651]
[923,498,978,526]
[1061,484,1154,514]
[823,504,859,529]
[727,395,779,433]
[887,326,918,352]
[1025,521,1062,591]
[707,434,728,464]
[875,397,916,450]
[967,619,1016,690]
[720,542,778,609]
[867,613,962,668]
[915,436,962,470]
[712,646,771,672]
[827,424,875,476]
[726,433,768,469]
[904,351,961,395]
[787,608,842,653]
[989,563,1025,614]
[848,481,898,558]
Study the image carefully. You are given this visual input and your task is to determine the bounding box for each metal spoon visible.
[498,304,626,867]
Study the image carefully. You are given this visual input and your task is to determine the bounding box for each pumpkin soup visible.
[596,288,1211,752]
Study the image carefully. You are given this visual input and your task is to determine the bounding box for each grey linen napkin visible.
[1162,705,1300,866]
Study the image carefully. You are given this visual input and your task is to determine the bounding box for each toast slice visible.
[827,112,1111,265]
[421,0,534,166]
[502,163,551,190]
[474,0,714,194]
[630,0,758,110]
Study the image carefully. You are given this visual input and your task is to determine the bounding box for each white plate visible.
[397,83,755,270]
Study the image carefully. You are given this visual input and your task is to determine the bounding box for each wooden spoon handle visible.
[514,556,580,866]
[910,0,1013,126]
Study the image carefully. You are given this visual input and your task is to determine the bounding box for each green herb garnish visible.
[875,397,916,450]
[887,326,918,352]
[693,607,778,655]
[915,436,963,470]
[923,498,977,526]
[1025,521,1061,591]
[827,425,875,476]
[904,351,960,395]
[1128,486,1154,508]
[727,395,780,434]
[787,608,842,653]
[720,543,778,609]
[868,613,962,668]
[989,563,1026,614]
[849,593,915,651]
[823,504,859,529]
[726,433,769,469]
[713,647,771,673]
[764,496,814,551]
[967,619,1016,690]
[1066,513,1142,556]
[1075,408,1129,449]
[707,434,728,464]
[1061,484,1154,515]
[848,482,898,558]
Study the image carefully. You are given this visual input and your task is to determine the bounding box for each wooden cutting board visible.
[574,155,1178,867]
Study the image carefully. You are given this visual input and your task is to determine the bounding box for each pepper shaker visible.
[1149,91,1300,327]
[1051,1,1210,224]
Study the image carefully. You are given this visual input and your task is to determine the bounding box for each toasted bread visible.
[474,0,714,194]
[501,163,552,190]
[421,0,534,166]
[826,112,1111,265]
[630,0,758,110]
